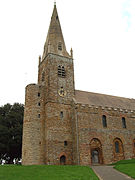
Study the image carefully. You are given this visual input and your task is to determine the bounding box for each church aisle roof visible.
[75,90,135,110]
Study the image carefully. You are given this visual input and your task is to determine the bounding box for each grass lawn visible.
[113,159,135,179]
[0,165,99,180]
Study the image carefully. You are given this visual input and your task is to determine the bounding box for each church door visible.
[90,138,103,164]
[91,149,99,164]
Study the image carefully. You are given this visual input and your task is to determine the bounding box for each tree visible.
[0,103,24,163]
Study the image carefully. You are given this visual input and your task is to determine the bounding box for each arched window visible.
[115,141,120,153]
[113,138,124,154]
[122,117,126,128]
[102,115,107,127]
[60,155,66,165]
[113,138,124,160]
[58,65,66,78]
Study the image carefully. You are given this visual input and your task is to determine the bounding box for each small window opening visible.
[115,141,120,153]
[60,111,63,119]
[122,117,126,128]
[38,93,40,97]
[134,142,135,147]
[64,141,67,146]
[58,42,62,51]
[102,115,107,128]
[42,72,45,82]
[38,114,40,118]
[56,16,58,20]
[38,102,40,106]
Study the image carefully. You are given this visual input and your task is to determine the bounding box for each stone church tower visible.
[22,4,75,165]
[22,4,135,165]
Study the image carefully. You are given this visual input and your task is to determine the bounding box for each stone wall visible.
[22,83,135,165]
[44,102,73,165]
[38,54,75,104]
[22,84,45,165]
[73,103,135,165]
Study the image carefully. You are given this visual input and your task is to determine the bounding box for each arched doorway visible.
[90,138,103,165]
[60,155,66,165]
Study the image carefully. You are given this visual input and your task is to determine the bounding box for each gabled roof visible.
[75,90,135,110]
[42,4,70,60]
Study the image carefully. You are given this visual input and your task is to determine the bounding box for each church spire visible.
[42,4,70,60]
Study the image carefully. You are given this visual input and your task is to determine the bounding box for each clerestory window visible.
[102,115,107,128]
[122,117,126,128]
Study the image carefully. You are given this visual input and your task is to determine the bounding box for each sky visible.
[0,0,135,106]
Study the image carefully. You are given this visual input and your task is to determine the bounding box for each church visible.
[22,4,135,165]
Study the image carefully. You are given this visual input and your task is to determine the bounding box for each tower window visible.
[38,114,40,118]
[38,102,40,106]
[64,141,67,146]
[102,115,107,128]
[58,42,62,51]
[38,93,40,97]
[60,111,63,119]
[122,117,126,128]
[58,65,66,77]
